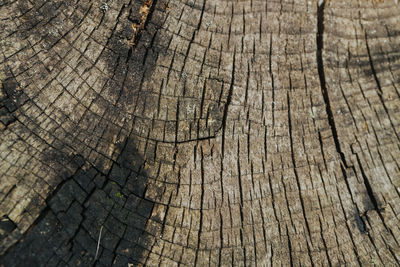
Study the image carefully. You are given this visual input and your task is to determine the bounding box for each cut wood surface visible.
[1,0,400,266]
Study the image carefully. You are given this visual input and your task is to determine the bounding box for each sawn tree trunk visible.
[1,0,400,266]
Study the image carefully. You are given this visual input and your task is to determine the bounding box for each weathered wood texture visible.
[1,0,400,266]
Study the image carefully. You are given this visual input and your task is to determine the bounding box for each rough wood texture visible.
[1,0,400,266]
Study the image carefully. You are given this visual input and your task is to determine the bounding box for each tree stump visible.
[1,0,400,266]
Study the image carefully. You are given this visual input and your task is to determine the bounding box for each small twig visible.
[94,226,103,261]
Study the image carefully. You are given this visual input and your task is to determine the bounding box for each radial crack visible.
[316,1,349,168]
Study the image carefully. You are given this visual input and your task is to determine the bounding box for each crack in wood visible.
[129,0,156,47]
[317,2,387,228]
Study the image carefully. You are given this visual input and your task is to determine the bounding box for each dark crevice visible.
[142,0,158,30]
[218,211,223,267]
[354,155,383,215]
[0,216,17,237]
[339,165,356,205]
[196,0,206,31]
[316,2,348,168]
[316,3,385,237]
[354,208,367,234]
[251,212,257,266]
[286,226,294,267]
[317,131,328,169]
[267,173,279,227]
[221,48,236,156]
[194,146,205,266]
[127,0,158,63]
[219,48,235,203]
